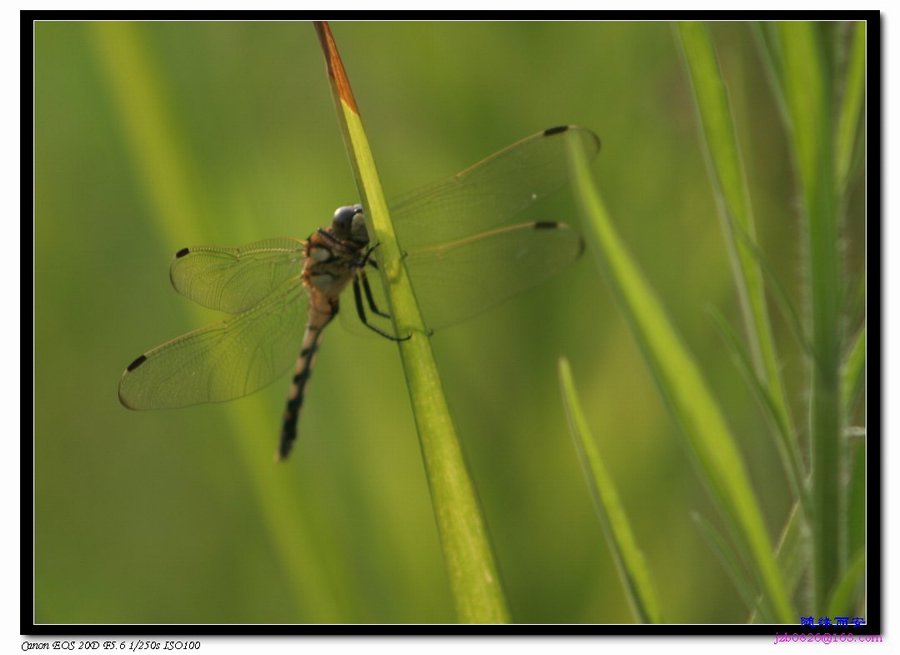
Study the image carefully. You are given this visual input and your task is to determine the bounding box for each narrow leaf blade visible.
[559,358,663,623]
[568,137,794,622]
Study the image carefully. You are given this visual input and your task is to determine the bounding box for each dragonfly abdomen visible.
[277,304,335,461]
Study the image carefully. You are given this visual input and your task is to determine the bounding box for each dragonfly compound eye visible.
[332,204,366,243]
[349,209,369,246]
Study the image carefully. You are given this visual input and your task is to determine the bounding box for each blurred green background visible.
[34,21,865,624]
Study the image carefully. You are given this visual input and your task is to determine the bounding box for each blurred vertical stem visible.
[91,22,346,622]
[676,22,803,513]
[313,23,509,623]
[776,22,843,610]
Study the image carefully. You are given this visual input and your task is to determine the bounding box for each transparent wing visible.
[169,238,306,314]
[119,276,309,409]
[389,125,600,251]
[404,221,584,330]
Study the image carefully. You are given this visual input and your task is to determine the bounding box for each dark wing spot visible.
[543,125,569,136]
[175,247,190,258]
[126,354,147,372]
[533,221,560,230]
[576,236,586,258]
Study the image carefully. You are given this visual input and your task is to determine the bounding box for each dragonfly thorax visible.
[331,204,369,246]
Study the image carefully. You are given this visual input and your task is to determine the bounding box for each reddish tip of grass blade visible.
[314,22,359,115]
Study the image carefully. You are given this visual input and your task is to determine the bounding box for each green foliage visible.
[558,19,865,625]
[675,20,863,617]
[677,22,802,510]
[33,21,865,624]
[568,131,793,622]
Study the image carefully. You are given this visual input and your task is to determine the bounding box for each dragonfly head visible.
[332,204,369,246]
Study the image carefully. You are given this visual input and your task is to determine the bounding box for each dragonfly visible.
[118,125,601,460]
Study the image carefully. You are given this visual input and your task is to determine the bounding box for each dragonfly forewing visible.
[170,238,306,314]
[389,125,600,251]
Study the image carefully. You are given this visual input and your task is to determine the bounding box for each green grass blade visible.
[843,326,866,417]
[826,547,865,617]
[732,227,813,359]
[748,501,811,623]
[771,502,812,612]
[558,358,663,623]
[568,139,794,623]
[313,23,509,623]
[91,22,346,622]
[751,23,790,127]
[676,22,797,488]
[708,309,806,513]
[835,22,866,194]
[776,22,843,610]
[691,512,770,622]
[845,438,865,571]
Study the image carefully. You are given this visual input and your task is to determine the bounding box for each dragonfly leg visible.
[358,268,391,318]
[359,242,380,266]
[359,241,408,267]
[357,243,413,320]
[352,274,410,341]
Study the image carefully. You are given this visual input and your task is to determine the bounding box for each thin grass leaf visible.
[846,272,867,339]
[748,501,811,623]
[676,23,796,464]
[692,512,771,622]
[558,358,663,624]
[772,502,812,610]
[777,22,843,609]
[708,308,806,514]
[826,547,865,617]
[846,439,866,561]
[568,138,794,623]
[732,224,813,359]
[843,326,866,417]
[91,22,346,622]
[751,23,790,128]
[313,22,509,624]
[835,22,866,195]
